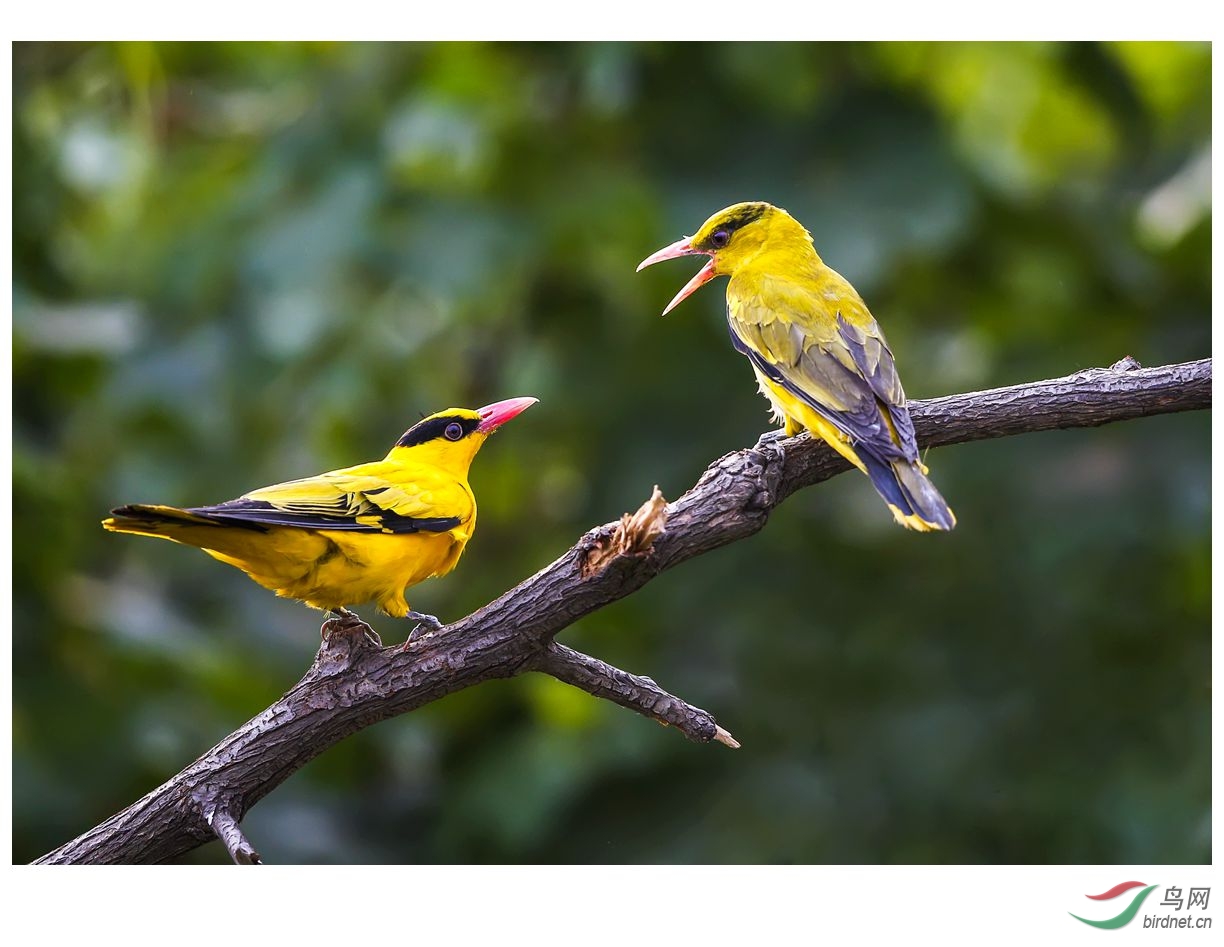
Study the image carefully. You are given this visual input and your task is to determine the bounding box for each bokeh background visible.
[12,42,1210,864]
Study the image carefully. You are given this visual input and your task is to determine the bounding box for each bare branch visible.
[534,641,737,747]
[33,357,1210,864]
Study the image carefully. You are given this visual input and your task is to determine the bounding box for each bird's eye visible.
[710,229,731,249]
[444,422,464,441]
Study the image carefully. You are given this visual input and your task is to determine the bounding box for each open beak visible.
[636,237,717,315]
[477,396,538,433]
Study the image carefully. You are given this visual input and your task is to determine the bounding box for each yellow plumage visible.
[103,398,537,621]
[638,201,954,531]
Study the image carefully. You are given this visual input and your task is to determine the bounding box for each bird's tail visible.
[102,503,250,551]
[858,454,956,532]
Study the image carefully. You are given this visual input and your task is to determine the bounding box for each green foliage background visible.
[12,41,1210,864]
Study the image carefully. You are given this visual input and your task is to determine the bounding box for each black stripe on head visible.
[719,202,770,232]
[396,414,481,448]
[694,202,772,251]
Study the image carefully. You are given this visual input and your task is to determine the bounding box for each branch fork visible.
[197,794,262,865]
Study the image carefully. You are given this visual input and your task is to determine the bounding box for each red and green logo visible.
[1071,881,1158,929]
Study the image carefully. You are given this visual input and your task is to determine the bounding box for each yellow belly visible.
[204,526,470,617]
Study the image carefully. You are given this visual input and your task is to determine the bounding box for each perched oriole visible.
[638,201,954,531]
[103,397,537,633]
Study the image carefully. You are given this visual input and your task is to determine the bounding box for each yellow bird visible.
[638,201,954,531]
[103,397,538,634]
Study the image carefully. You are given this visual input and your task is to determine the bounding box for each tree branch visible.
[34,356,1210,864]
[534,641,741,748]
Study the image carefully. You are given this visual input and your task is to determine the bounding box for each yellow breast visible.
[204,522,474,618]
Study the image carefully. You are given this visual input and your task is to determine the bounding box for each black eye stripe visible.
[697,204,769,252]
[720,203,769,231]
[396,415,481,448]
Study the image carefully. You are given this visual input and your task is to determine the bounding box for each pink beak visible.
[636,236,717,315]
[477,396,538,433]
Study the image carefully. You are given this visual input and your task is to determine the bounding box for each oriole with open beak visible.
[639,201,954,531]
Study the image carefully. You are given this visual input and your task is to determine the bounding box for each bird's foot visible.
[320,609,382,648]
[401,611,444,651]
[754,428,791,448]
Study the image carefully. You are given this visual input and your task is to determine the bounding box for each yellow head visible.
[636,201,816,314]
[386,397,537,476]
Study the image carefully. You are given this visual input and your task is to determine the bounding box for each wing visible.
[728,273,919,463]
[188,460,472,534]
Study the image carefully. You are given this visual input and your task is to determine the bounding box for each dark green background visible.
[12,42,1210,864]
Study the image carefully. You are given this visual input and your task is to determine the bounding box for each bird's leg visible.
[319,607,360,638]
[401,610,444,650]
[320,608,382,648]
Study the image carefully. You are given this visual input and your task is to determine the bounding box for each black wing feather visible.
[187,499,462,534]
[834,315,918,461]
[728,319,905,462]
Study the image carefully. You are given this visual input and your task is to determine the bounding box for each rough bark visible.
[35,356,1210,865]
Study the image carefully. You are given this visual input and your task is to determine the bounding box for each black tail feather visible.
[859,452,956,531]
